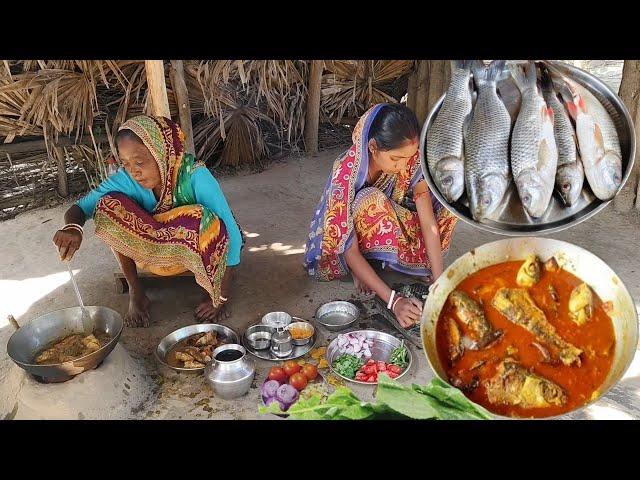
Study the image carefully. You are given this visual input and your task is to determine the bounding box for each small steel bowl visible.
[261,311,292,329]
[315,301,360,331]
[155,323,238,372]
[244,324,274,350]
[288,321,315,346]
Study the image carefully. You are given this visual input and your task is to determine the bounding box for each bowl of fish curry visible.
[421,237,637,419]
[420,60,635,236]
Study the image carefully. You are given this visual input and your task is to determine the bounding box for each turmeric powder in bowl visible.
[288,322,314,340]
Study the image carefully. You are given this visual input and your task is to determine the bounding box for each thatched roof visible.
[0,60,414,219]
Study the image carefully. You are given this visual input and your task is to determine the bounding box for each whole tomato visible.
[289,372,308,391]
[301,364,318,381]
[282,360,301,377]
[268,366,287,383]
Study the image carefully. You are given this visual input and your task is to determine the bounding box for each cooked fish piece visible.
[485,359,567,408]
[82,334,101,353]
[569,283,594,326]
[184,360,205,369]
[35,348,59,364]
[175,351,195,363]
[201,345,214,358]
[449,290,502,348]
[492,287,582,366]
[446,317,464,364]
[544,257,559,273]
[182,346,211,363]
[516,254,541,287]
[195,331,218,347]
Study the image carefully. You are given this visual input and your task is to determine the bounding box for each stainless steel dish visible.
[326,330,412,385]
[420,237,639,419]
[245,324,274,350]
[155,323,239,372]
[420,60,636,236]
[261,312,292,329]
[315,301,360,331]
[205,344,255,399]
[243,328,317,361]
[6,306,123,383]
[288,321,315,346]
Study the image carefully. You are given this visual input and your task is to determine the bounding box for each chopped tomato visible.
[366,359,375,366]
[387,371,399,379]
[366,375,376,383]
[377,362,387,371]
[387,364,402,375]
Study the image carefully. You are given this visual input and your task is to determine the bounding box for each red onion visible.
[276,383,299,405]
[261,380,281,399]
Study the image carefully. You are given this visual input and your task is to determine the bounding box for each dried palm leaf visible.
[321,60,414,122]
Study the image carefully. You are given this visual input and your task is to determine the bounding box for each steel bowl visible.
[261,312,292,329]
[315,301,360,331]
[244,324,274,350]
[326,330,412,385]
[6,306,123,383]
[420,60,636,236]
[420,237,639,419]
[288,321,315,346]
[155,323,239,372]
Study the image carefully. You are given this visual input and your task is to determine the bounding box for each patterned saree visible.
[94,116,229,306]
[304,104,458,281]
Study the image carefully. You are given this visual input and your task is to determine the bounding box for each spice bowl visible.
[288,321,315,346]
[244,324,274,350]
[261,311,292,329]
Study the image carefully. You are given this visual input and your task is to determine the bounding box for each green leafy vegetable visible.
[259,374,493,420]
[388,345,409,368]
[332,354,364,379]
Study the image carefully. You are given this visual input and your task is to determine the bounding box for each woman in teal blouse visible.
[52,115,243,327]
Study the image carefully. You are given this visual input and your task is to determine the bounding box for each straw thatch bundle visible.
[320,60,414,123]
[0,59,413,219]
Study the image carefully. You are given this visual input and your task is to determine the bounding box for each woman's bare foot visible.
[195,295,230,323]
[353,274,373,295]
[125,291,151,328]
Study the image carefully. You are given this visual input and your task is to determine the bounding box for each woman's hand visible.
[392,296,423,328]
[53,229,83,261]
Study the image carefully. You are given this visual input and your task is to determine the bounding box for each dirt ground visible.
[1,147,639,420]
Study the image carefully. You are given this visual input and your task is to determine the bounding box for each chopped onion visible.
[336,333,374,359]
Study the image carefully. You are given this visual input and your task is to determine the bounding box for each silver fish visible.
[509,61,557,218]
[426,60,473,203]
[465,60,511,221]
[546,63,622,201]
[539,63,584,206]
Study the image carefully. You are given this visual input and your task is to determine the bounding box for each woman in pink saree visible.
[304,104,457,327]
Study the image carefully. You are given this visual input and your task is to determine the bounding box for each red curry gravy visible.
[435,259,615,418]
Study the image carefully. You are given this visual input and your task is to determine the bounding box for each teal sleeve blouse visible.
[76,168,242,266]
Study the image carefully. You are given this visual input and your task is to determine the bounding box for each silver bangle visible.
[386,290,396,310]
